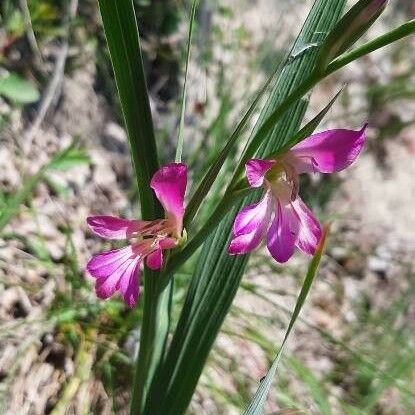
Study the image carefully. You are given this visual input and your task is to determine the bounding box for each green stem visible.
[325,19,415,75]
[175,0,198,163]
[130,273,172,414]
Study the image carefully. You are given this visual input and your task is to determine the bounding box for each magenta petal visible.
[267,200,299,263]
[292,197,322,255]
[94,253,139,301]
[118,260,140,308]
[228,190,273,255]
[146,248,163,270]
[87,246,135,278]
[87,216,149,240]
[245,159,276,187]
[290,125,367,173]
[95,273,122,299]
[150,163,187,234]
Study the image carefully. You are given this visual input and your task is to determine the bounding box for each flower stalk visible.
[130,273,172,414]
[316,0,388,70]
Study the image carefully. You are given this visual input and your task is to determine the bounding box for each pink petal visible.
[245,159,276,187]
[290,125,367,173]
[228,190,273,255]
[87,216,150,240]
[146,248,163,270]
[87,246,135,278]
[150,163,187,234]
[118,260,141,308]
[94,253,139,301]
[292,197,322,255]
[266,199,299,263]
[95,273,122,299]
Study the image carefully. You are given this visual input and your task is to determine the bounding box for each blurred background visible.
[0,0,414,414]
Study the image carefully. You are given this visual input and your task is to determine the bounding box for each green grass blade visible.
[97,0,161,220]
[0,142,89,233]
[0,73,40,104]
[288,357,332,415]
[360,349,415,412]
[184,60,281,227]
[175,0,198,163]
[244,227,329,415]
[145,2,346,414]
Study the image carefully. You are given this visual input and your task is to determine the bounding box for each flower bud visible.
[316,0,388,70]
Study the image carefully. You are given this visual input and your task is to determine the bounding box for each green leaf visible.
[0,73,40,104]
[98,0,161,220]
[243,226,329,415]
[0,142,85,233]
[145,2,346,414]
[326,19,415,75]
[48,146,90,170]
[288,357,332,415]
[175,0,198,163]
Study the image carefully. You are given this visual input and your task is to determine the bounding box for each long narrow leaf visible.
[175,0,198,163]
[244,226,330,414]
[0,142,89,233]
[98,0,161,220]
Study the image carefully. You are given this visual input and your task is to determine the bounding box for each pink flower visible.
[228,126,366,263]
[86,163,187,308]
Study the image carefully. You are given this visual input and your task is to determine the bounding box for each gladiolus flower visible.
[86,163,187,308]
[228,125,366,263]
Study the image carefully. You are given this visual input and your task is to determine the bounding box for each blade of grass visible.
[360,349,415,411]
[288,357,332,415]
[97,0,161,220]
[244,226,329,415]
[242,285,415,401]
[175,0,198,163]
[0,142,89,233]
